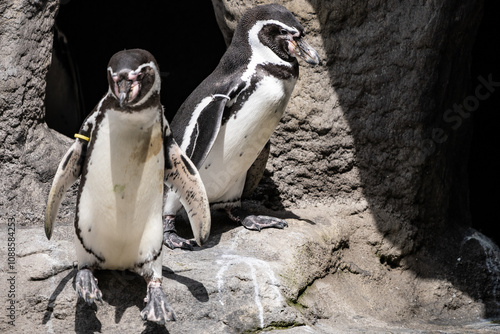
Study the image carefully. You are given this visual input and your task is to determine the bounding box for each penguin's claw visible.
[163,231,198,250]
[241,215,289,231]
[75,268,102,305]
[141,282,176,324]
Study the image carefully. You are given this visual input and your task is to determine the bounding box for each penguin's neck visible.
[107,106,159,131]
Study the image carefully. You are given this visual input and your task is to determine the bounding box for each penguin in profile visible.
[45,49,210,324]
[163,4,321,249]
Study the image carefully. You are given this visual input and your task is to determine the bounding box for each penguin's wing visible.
[45,138,86,240]
[164,122,211,246]
[172,80,246,168]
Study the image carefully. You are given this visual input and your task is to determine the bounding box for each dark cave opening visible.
[45,0,226,136]
[468,0,500,246]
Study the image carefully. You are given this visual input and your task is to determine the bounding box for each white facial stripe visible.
[132,62,155,76]
[107,61,161,107]
[242,20,296,83]
[106,62,155,77]
[255,19,299,35]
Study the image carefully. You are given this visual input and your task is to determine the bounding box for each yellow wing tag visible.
[74,133,90,142]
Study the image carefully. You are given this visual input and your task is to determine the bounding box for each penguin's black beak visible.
[117,79,132,108]
[288,37,321,66]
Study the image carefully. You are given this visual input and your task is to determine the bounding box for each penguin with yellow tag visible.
[44,49,210,324]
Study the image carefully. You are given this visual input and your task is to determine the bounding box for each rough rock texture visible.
[213,0,500,319]
[0,0,70,225]
[1,0,500,333]
[1,208,499,333]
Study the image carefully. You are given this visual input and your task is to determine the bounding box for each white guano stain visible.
[216,253,282,329]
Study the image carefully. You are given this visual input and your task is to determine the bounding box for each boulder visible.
[1,206,499,333]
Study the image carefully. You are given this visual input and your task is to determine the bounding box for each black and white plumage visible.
[163,4,321,249]
[44,49,210,324]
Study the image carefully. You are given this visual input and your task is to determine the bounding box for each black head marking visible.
[106,49,161,109]
[236,5,303,61]
[108,49,157,73]
[227,4,320,66]
[237,4,305,38]
[257,24,298,62]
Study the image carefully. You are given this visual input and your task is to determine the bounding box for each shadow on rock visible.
[93,270,146,323]
[75,298,102,334]
[40,265,208,332]
[173,210,244,250]
[162,266,209,302]
[43,267,77,325]
[172,173,313,251]
[141,322,170,334]
[303,0,500,319]
[244,169,286,212]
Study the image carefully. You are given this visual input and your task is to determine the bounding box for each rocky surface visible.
[0,0,65,226]
[1,205,500,333]
[1,0,500,333]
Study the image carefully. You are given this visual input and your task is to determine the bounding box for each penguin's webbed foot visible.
[227,208,288,231]
[75,268,102,305]
[241,215,289,231]
[141,280,176,324]
[162,215,198,250]
[163,231,198,250]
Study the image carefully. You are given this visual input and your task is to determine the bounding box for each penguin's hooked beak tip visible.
[289,38,322,66]
[119,92,127,108]
[116,79,132,108]
[115,78,141,108]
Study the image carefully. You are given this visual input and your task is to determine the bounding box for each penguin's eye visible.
[280,28,288,35]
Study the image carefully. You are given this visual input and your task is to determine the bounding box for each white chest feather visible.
[77,108,164,269]
[200,75,296,201]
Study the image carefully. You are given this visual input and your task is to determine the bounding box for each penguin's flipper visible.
[45,139,86,240]
[173,81,246,168]
[164,128,211,246]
